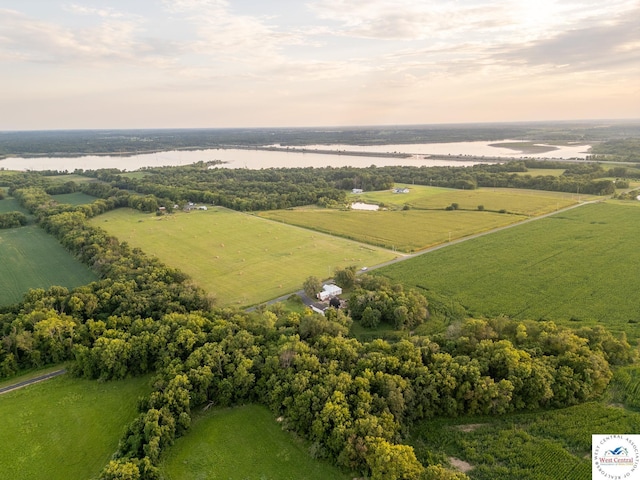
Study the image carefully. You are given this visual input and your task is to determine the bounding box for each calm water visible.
[0,140,590,172]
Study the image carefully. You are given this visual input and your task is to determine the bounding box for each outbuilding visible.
[317,284,342,301]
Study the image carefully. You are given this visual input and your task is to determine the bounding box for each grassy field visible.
[0,225,98,306]
[410,402,639,480]
[356,185,585,215]
[51,191,98,205]
[0,372,150,480]
[377,201,640,341]
[259,208,524,253]
[44,174,97,183]
[513,168,566,177]
[0,196,30,215]
[161,404,351,480]
[91,207,397,307]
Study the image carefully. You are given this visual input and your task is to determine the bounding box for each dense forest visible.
[0,167,637,479]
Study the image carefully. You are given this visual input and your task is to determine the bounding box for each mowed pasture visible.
[357,185,585,215]
[161,404,351,480]
[92,207,397,306]
[0,225,98,306]
[378,201,640,340]
[0,372,150,480]
[259,209,522,253]
[51,191,98,205]
[411,402,640,480]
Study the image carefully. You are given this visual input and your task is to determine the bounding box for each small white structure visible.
[352,188,363,194]
[198,205,208,210]
[393,187,410,194]
[317,284,342,301]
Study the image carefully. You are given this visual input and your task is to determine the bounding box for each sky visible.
[1,0,639,130]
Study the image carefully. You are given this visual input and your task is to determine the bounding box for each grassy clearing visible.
[410,402,639,480]
[357,185,584,215]
[44,174,97,183]
[92,207,397,307]
[259,208,522,253]
[161,404,351,480]
[0,196,30,215]
[51,191,98,205]
[513,168,566,177]
[0,225,98,306]
[377,202,640,341]
[0,372,150,480]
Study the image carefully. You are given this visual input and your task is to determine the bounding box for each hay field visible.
[358,185,585,215]
[92,207,397,307]
[258,209,522,252]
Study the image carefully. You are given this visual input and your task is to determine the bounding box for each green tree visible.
[303,276,322,299]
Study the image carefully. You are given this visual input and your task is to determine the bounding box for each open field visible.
[377,201,640,341]
[0,196,30,215]
[259,208,525,253]
[0,225,98,306]
[51,191,98,205]
[0,372,150,480]
[513,168,566,177]
[44,174,97,183]
[357,185,586,215]
[161,404,351,480]
[91,207,398,306]
[410,402,639,480]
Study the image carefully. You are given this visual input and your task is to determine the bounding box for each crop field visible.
[377,201,640,340]
[44,173,97,183]
[356,185,585,215]
[0,372,150,480]
[259,208,523,253]
[51,191,98,205]
[0,225,98,306]
[91,207,397,306]
[161,404,351,480]
[410,402,640,480]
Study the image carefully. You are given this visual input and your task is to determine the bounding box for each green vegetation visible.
[91,207,397,306]
[357,185,582,215]
[51,191,98,205]
[259,208,521,252]
[513,168,566,177]
[44,173,97,183]
[0,196,30,214]
[161,404,351,480]
[0,373,150,480]
[411,402,640,479]
[378,201,640,340]
[0,225,97,306]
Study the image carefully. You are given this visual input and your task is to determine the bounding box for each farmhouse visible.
[393,187,410,193]
[317,283,342,301]
[352,188,363,194]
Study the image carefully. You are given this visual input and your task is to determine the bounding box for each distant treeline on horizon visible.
[2,120,640,159]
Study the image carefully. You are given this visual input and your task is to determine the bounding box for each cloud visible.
[496,5,640,73]
[0,8,179,67]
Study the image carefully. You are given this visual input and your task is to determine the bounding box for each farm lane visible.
[0,369,67,396]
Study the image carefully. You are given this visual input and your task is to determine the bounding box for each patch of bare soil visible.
[449,457,473,472]
[455,423,485,432]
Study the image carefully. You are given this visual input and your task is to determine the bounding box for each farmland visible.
[356,185,585,215]
[0,372,150,480]
[0,225,98,306]
[0,196,30,215]
[91,207,398,306]
[161,404,351,480]
[51,191,98,205]
[410,402,640,480]
[259,209,523,253]
[377,201,640,340]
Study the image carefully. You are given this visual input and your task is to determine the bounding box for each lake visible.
[0,140,591,172]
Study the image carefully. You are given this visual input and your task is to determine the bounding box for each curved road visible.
[0,369,67,396]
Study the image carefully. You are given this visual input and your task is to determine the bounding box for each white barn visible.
[317,284,342,301]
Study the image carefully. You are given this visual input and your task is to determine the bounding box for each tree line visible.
[0,170,636,479]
